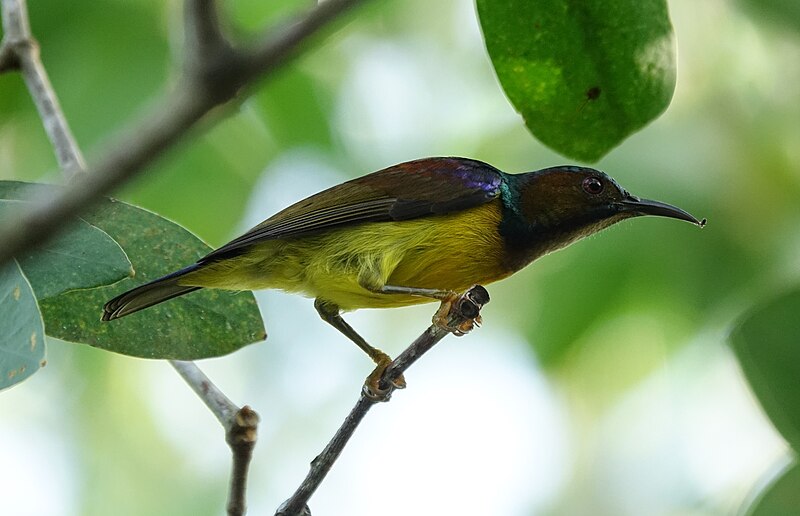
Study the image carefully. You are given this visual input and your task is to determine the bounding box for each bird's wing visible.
[202,157,504,262]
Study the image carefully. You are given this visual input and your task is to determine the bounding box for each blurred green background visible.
[1,0,799,514]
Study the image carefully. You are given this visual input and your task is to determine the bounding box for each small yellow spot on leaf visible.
[8,369,16,380]
[30,332,37,351]
[13,285,21,300]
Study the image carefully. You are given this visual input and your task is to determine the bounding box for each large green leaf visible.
[0,261,46,391]
[0,182,266,359]
[47,198,267,359]
[0,198,132,299]
[746,462,800,516]
[730,289,800,451]
[477,0,676,162]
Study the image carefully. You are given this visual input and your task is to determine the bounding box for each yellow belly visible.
[180,202,510,310]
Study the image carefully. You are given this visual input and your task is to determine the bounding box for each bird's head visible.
[503,166,705,259]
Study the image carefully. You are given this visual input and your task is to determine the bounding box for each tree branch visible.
[1,2,271,513]
[0,38,16,71]
[184,0,230,60]
[226,406,260,516]
[276,286,491,516]
[246,0,364,78]
[171,360,239,425]
[0,0,86,177]
[171,361,259,516]
[0,0,366,269]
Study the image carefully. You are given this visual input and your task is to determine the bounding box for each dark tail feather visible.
[102,264,203,321]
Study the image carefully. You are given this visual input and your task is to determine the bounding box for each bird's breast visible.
[300,200,511,309]
[384,201,510,292]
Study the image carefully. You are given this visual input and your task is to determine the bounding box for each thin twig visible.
[226,406,260,516]
[0,0,26,72]
[171,361,260,516]
[0,34,19,72]
[0,0,367,269]
[170,360,239,425]
[1,2,264,513]
[0,0,86,177]
[246,0,363,79]
[276,286,491,516]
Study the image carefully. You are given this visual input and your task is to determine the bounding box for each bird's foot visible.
[362,353,406,402]
[432,285,489,336]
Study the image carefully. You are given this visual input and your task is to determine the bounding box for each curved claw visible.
[431,286,487,336]
[363,359,405,402]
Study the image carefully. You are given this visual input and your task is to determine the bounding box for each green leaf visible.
[0,261,46,391]
[477,0,676,162]
[730,289,800,451]
[746,462,800,516]
[0,181,266,359]
[51,201,265,359]
[0,198,132,299]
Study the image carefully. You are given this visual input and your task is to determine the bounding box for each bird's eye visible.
[582,176,604,195]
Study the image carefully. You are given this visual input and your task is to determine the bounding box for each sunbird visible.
[103,157,704,397]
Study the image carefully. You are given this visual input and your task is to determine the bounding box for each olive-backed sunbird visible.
[103,157,704,396]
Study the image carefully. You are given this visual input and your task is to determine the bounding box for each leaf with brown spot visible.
[477,0,676,161]
[0,181,265,359]
[0,261,46,391]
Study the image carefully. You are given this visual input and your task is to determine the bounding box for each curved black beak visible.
[618,195,706,227]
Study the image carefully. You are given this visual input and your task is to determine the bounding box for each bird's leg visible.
[357,265,474,334]
[314,299,405,401]
[371,284,483,336]
[376,284,454,300]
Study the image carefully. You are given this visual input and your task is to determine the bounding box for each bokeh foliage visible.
[731,289,800,512]
[1,0,800,514]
